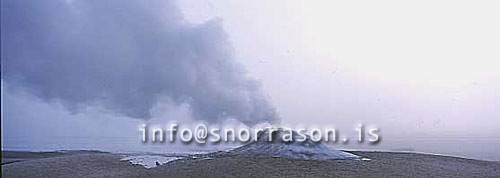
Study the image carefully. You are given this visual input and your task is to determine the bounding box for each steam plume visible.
[2,0,277,125]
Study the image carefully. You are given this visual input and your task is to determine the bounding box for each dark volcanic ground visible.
[2,151,500,178]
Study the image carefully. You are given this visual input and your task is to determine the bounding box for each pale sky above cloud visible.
[179,0,500,134]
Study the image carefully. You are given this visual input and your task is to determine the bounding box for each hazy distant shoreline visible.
[2,150,500,178]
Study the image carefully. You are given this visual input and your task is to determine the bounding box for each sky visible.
[2,0,500,160]
[179,0,500,134]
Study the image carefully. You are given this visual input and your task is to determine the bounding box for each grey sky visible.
[179,0,500,134]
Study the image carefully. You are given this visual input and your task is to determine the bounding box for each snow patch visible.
[121,155,180,169]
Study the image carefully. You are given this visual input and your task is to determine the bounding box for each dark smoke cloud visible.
[2,0,277,125]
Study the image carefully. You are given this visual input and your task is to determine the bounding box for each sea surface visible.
[3,135,500,162]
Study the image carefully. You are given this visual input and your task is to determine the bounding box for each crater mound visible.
[227,127,359,160]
